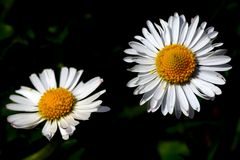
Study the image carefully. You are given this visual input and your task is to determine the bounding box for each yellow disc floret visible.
[38,88,76,120]
[155,44,196,84]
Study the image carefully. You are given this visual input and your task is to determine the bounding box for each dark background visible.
[0,0,240,159]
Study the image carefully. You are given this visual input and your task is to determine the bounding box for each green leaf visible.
[0,23,14,40]
[67,148,85,160]
[158,141,190,160]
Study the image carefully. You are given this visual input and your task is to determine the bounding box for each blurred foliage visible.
[0,0,240,159]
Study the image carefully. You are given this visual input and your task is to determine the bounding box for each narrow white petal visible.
[59,117,69,129]
[166,84,176,114]
[142,27,160,49]
[65,115,79,126]
[182,85,200,112]
[46,69,57,88]
[69,70,84,91]
[72,81,84,95]
[10,95,35,106]
[197,70,226,85]
[176,85,189,114]
[198,56,231,66]
[208,31,218,39]
[188,83,212,100]
[194,78,222,95]
[184,15,199,47]
[153,81,167,100]
[58,122,70,140]
[198,65,232,71]
[174,99,182,119]
[127,77,139,88]
[137,73,157,85]
[59,67,68,87]
[160,19,171,45]
[77,90,106,105]
[146,20,164,49]
[127,64,155,73]
[172,13,180,44]
[138,77,160,94]
[74,77,103,100]
[195,44,214,57]
[161,94,168,115]
[139,85,158,105]
[129,41,156,57]
[16,86,41,105]
[191,35,211,52]
[97,106,111,112]
[64,67,77,89]
[75,100,102,110]
[188,22,206,48]
[135,35,158,53]
[191,78,215,98]
[124,48,139,55]
[6,103,38,112]
[29,74,46,93]
[178,23,188,44]
[72,111,91,120]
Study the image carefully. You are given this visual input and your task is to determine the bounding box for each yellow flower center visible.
[38,88,76,120]
[155,44,196,84]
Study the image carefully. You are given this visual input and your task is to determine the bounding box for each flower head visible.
[124,13,231,118]
[7,67,110,140]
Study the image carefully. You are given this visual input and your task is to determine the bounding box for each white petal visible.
[75,100,102,110]
[68,70,84,91]
[139,87,157,105]
[198,56,231,66]
[188,83,211,100]
[174,99,182,119]
[6,103,38,112]
[72,111,91,120]
[77,90,106,105]
[65,115,79,126]
[41,69,57,89]
[146,20,164,49]
[191,35,211,52]
[127,64,155,73]
[197,70,226,85]
[127,77,139,87]
[74,77,103,100]
[135,35,158,53]
[166,84,176,114]
[184,15,199,47]
[59,67,68,87]
[208,31,218,39]
[64,67,77,89]
[138,77,160,94]
[188,22,207,48]
[191,78,215,98]
[194,78,222,95]
[178,23,188,44]
[172,13,180,44]
[124,48,139,55]
[195,44,214,57]
[129,41,156,57]
[7,113,41,128]
[198,65,232,71]
[136,73,157,85]
[160,19,171,45]
[153,80,167,100]
[161,94,168,115]
[10,94,35,106]
[176,85,189,114]
[29,74,46,93]
[182,84,200,112]
[72,81,84,95]
[42,121,53,141]
[16,86,41,105]
[142,27,160,50]
[97,106,111,112]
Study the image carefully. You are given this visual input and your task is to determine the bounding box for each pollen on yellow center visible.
[38,88,76,120]
[155,44,196,84]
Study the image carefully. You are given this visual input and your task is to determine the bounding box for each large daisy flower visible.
[7,67,110,140]
[124,13,231,118]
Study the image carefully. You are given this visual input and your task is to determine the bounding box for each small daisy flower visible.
[124,13,231,118]
[7,67,110,140]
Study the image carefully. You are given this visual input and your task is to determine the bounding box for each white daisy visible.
[124,13,231,118]
[7,67,110,140]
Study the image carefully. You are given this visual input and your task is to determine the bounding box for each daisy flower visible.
[7,67,110,140]
[124,13,231,118]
